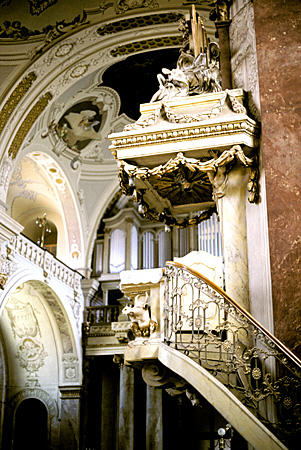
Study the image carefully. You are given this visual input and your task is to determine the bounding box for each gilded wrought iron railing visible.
[164,261,301,448]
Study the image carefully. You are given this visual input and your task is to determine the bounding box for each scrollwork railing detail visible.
[164,261,301,447]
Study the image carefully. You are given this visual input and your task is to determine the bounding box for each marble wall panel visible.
[253,0,301,357]
[230,0,274,333]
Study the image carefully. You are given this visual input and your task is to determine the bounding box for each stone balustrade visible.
[7,234,82,292]
[86,305,123,325]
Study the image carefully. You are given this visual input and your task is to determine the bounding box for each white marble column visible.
[103,228,110,274]
[217,166,250,311]
[125,219,133,270]
[189,223,198,252]
[101,367,117,450]
[118,364,134,450]
[146,386,163,450]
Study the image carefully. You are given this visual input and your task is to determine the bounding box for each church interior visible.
[0,0,300,449]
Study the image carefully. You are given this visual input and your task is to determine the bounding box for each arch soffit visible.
[10,147,85,266]
[0,277,81,385]
[85,178,120,268]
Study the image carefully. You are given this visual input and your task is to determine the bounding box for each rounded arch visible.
[13,398,48,449]
[10,388,57,422]
[6,148,85,268]
[85,179,120,270]
[6,388,59,450]
[0,276,81,389]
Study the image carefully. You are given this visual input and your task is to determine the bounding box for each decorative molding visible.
[9,387,58,420]
[125,90,246,130]
[97,12,183,36]
[59,385,81,399]
[114,116,258,147]
[0,11,89,54]
[115,0,159,15]
[0,72,37,136]
[28,0,57,16]
[5,294,47,386]
[62,355,80,382]
[8,92,53,159]
[111,36,182,57]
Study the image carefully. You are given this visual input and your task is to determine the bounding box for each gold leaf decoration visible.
[0,72,37,136]
[8,92,53,159]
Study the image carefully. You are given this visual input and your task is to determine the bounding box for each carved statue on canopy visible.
[151,6,222,103]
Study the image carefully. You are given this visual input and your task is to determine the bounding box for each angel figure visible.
[62,110,101,147]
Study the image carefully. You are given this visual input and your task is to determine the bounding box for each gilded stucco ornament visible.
[8,92,52,159]
[118,146,259,227]
[124,89,246,131]
[115,0,159,15]
[0,72,37,137]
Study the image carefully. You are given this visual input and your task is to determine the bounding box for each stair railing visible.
[164,261,301,448]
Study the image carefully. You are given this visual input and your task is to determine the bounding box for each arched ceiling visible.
[0,279,81,388]
[6,151,84,265]
[0,1,212,37]
[0,1,215,269]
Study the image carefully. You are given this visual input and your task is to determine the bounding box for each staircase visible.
[162,261,301,449]
[84,260,301,448]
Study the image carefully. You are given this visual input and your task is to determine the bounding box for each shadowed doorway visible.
[14,398,48,450]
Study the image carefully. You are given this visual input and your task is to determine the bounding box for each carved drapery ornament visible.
[118,145,259,227]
